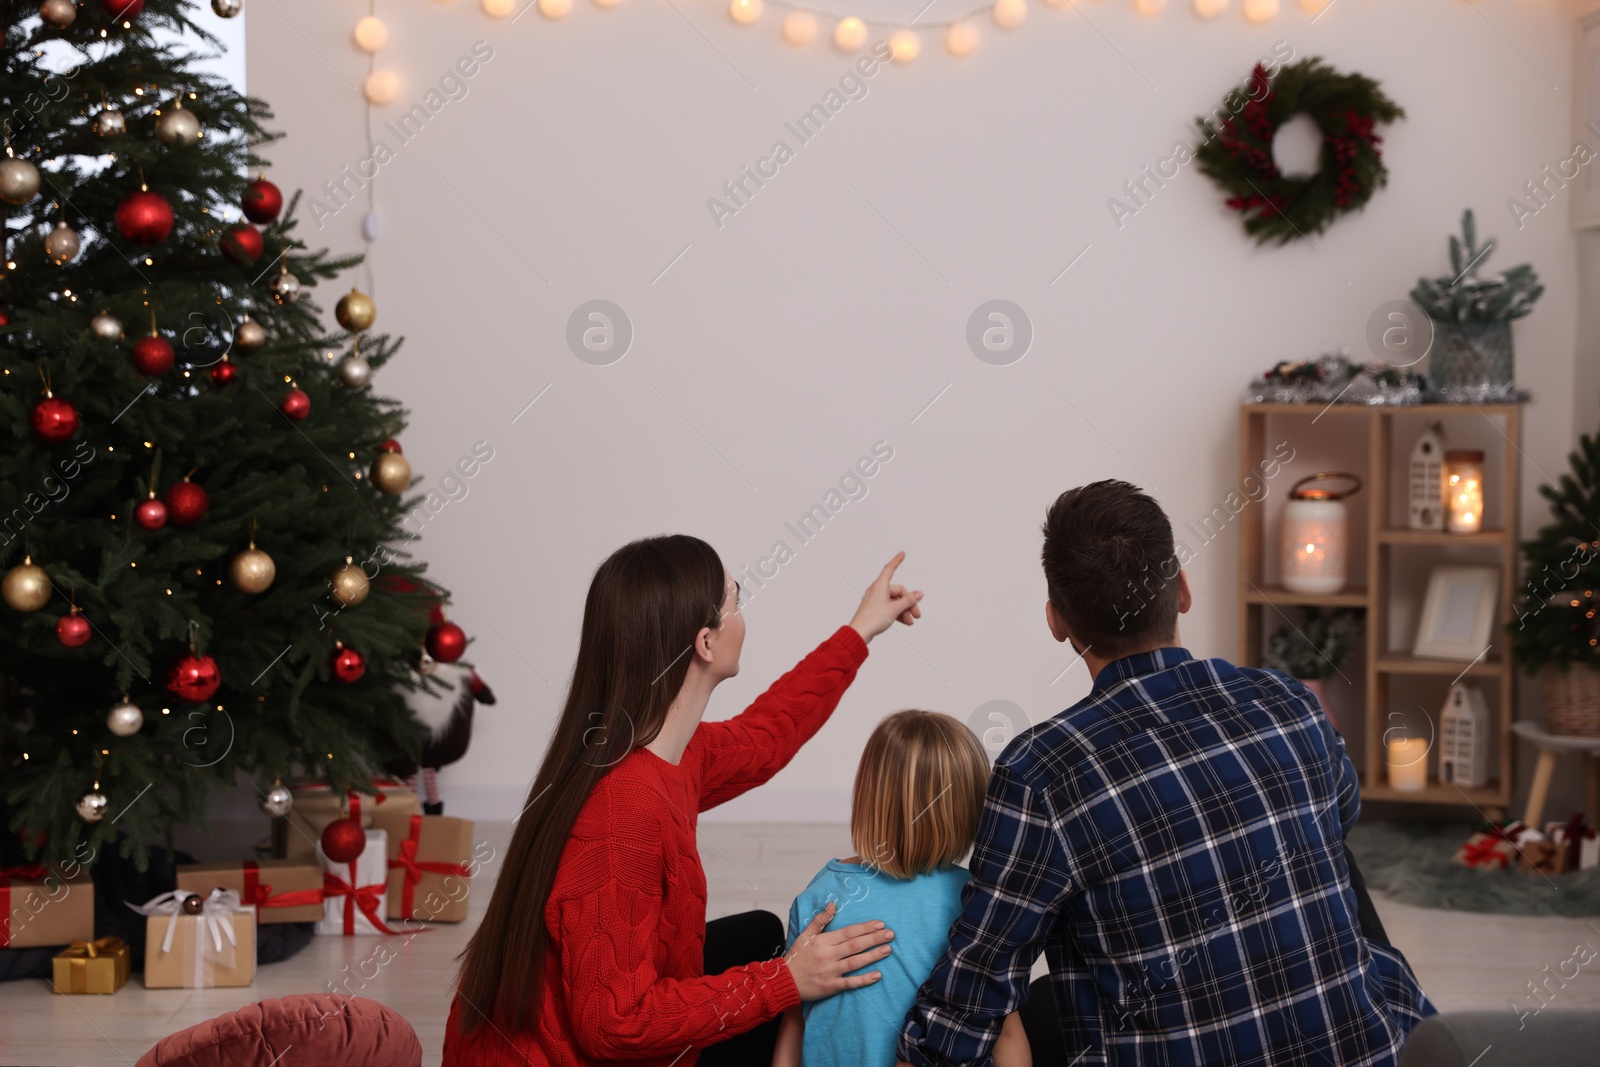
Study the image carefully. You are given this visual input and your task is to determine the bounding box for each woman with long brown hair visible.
[442,534,923,1066]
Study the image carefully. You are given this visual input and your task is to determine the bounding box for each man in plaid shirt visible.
[896,480,1434,1067]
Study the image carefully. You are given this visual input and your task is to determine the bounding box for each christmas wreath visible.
[1195,57,1404,246]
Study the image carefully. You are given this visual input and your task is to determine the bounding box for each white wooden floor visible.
[4,821,1599,1066]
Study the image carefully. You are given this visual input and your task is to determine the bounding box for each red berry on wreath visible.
[132,333,174,376]
[426,620,468,663]
[220,222,263,264]
[321,816,366,864]
[57,611,92,648]
[241,176,283,224]
[135,493,168,530]
[115,185,173,245]
[164,477,209,527]
[280,386,310,421]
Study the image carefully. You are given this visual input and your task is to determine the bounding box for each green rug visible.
[1346,821,1600,916]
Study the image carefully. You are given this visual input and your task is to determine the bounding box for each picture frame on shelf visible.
[1413,564,1501,661]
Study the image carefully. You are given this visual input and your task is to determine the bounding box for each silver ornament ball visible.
[76,790,109,823]
[234,316,266,352]
[91,310,125,340]
[0,157,41,205]
[45,222,81,265]
[260,784,293,818]
[268,270,301,305]
[155,105,202,148]
[338,353,372,389]
[107,699,144,737]
[212,0,243,15]
[93,107,126,137]
[40,0,77,29]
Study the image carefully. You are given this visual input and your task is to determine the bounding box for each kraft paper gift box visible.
[284,780,421,862]
[1,866,94,949]
[52,937,131,994]
[385,815,474,923]
[1545,817,1600,872]
[131,890,256,989]
[177,858,324,924]
[316,828,401,936]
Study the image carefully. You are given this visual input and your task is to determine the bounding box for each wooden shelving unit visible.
[1238,403,1522,813]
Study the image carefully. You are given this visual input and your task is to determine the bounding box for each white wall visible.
[245,0,1586,822]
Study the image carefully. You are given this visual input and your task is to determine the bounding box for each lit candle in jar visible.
[1386,736,1429,792]
[1445,450,1485,534]
[1280,472,1362,595]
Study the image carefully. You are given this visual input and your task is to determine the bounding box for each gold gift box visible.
[52,937,130,994]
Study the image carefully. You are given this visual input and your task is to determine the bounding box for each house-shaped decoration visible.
[1408,423,1447,530]
[1439,681,1491,788]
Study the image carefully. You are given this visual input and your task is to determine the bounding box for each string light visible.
[833,15,867,50]
[1134,0,1165,13]
[993,0,1026,28]
[482,0,515,14]
[354,16,388,51]
[889,29,921,61]
[1194,0,1226,18]
[1242,0,1277,20]
[364,69,400,105]
[946,22,978,55]
[538,0,572,17]
[730,0,762,24]
[782,10,817,44]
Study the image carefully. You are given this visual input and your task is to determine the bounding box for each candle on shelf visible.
[1446,451,1485,534]
[1386,736,1429,792]
[1280,472,1361,595]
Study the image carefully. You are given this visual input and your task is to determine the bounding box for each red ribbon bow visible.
[387,814,470,920]
[240,861,323,916]
[1560,813,1597,872]
[323,861,401,936]
[0,864,55,948]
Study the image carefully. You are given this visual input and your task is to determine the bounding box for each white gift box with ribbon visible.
[315,827,401,936]
[127,888,255,988]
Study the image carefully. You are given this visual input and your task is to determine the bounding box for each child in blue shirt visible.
[774,710,1031,1067]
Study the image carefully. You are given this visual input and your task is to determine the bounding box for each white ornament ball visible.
[782,11,816,45]
[77,790,109,823]
[260,784,294,818]
[108,699,144,737]
[155,104,202,148]
[833,16,867,51]
[269,270,302,304]
[993,0,1026,28]
[945,23,978,56]
[339,353,372,388]
[362,208,383,241]
[889,30,920,62]
[91,310,124,340]
[40,0,78,29]
[93,107,126,137]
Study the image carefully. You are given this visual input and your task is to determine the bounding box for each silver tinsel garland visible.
[1244,352,1529,406]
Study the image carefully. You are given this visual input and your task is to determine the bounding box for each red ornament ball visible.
[380,438,402,454]
[280,387,310,421]
[320,816,367,864]
[164,480,209,527]
[241,177,283,224]
[115,188,173,245]
[166,652,221,702]
[220,222,263,265]
[31,397,78,443]
[132,334,174,376]
[0,309,9,326]
[210,360,237,386]
[134,496,168,530]
[99,0,144,20]
[425,621,468,663]
[56,613,91,648]
[331,643,366,683]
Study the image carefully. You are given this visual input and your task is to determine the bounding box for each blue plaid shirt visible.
[897,648,1435,1067]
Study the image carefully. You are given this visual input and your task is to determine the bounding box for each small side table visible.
[1511,719,1600,830]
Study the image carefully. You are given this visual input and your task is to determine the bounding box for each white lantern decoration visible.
[1280,473,1361,595]
[1439,681,1491,788]
[1408,423,1447,531]
[1446,451,1485,534]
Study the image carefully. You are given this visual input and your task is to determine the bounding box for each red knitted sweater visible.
[441,625,869,1067]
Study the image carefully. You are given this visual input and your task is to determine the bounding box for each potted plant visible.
[1264,608,1366,730]
[1509,430,1600,737]
[1409,208,1543,396]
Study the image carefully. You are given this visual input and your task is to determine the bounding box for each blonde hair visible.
[850,710,990,879]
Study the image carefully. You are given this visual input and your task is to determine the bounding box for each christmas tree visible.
[1510,430,1600,673]
[1,0,449,871]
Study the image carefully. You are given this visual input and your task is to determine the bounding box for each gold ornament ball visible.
[330,559,370,607]
[0,157,41,205]
[3,558,51,612]
[107,699,144,737]
[335,289,376,332]
[40,0,78,28]
[370,450,412,495]
[45,221,80,265]
[234,315,266,353]
[230,547,276,594]
[76,790,109,823]
[155,104,202,147]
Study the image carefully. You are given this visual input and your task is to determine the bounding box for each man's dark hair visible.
[1041,480,1181,658]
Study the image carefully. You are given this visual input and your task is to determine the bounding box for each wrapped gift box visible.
[134,891,256,989]
[52,937,131,994]
[284,781,421,863]
[316,828,399,936]
[1517,833,1567,876]
[1454,819,1528,870]
[1545,817,1599,872]
[386,815,474,922]
[2,867,94,949]
[177,859,324,924]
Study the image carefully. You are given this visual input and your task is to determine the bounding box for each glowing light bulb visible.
[889,29,920,61]
[834,16,867,50]
[483,0,515,13]
[364,69,400,105]
[1298,0,1329,10]
[1193,0,1226,17]
[993,0,1026,27]
[1242,0,1277,21]
[729,0,761,24]
[782,11,817,44]
[353,16,388,51]
[539,0,572,17]
[1133,0,1165,14]
[945,22,978,55]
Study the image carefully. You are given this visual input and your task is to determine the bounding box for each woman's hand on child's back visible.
[783,899,895,1001]
[848,551,924,644]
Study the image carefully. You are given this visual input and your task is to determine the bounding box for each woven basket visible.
[1543,665,1600,737]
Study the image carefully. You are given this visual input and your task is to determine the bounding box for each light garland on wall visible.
[340,0,1340,99]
